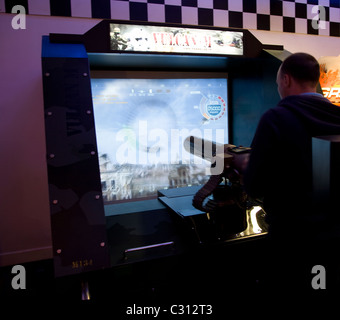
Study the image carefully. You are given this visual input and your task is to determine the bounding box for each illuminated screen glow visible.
[91,71,228,203]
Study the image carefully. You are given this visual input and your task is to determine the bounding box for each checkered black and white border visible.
[1,0,339,37]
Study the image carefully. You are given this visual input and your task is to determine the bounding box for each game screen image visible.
[91,72,229,204]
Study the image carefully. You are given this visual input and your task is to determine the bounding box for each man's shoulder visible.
[258,103,305,132]
[279,94,335,110]
[260,105,292,122]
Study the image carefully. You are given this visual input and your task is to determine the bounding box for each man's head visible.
[276,53,320,98]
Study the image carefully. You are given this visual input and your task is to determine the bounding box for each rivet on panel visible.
[86,110,92,115]
[95,195,100,200]
[56,249,62,254]
[83,73,88,77]
[100,242,105,247]
[49,154,55,159]
[47,111,53,116]
[45,72,50,77]
[52,199,58,205]
[90,151,96,155]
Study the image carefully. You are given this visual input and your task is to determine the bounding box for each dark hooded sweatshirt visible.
[244,94,340,237]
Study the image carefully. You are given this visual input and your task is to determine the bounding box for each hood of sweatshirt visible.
[276,94,340,136]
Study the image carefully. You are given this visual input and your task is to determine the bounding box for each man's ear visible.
[282,73,291,88]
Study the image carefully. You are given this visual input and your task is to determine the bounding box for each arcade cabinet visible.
[41,20,286,295]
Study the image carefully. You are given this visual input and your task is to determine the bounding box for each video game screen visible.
[90,71,229,203]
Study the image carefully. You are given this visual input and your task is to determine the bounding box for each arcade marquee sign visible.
[319,55,340,106]
[109,23,243,56]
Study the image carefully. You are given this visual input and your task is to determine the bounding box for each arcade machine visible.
[41,20,287,298]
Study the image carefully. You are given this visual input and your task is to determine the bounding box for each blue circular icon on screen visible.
[200,94,226,120]
[207,104,222,116]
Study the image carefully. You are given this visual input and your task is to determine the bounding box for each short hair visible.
[280,52,320,86]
